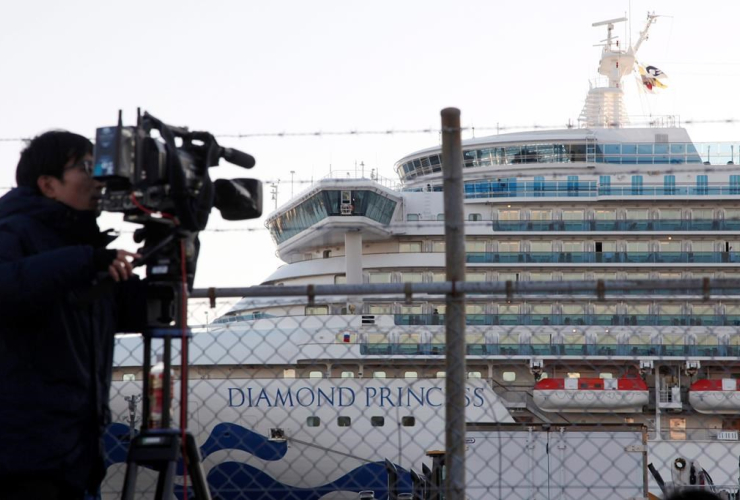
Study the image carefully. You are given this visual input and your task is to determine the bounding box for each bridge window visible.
[307,416,320,427]
[371,416,385,427]
[402,416,416,427]
[337,417,351,427]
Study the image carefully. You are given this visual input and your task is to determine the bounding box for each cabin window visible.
[467,372,482,379]
[307,416,320,427]
[404,371,419,379]
[341,371,355,378]
[368,305,392,314]
[432,273,446,282]
[122,373,136,381]
[599,373,613,379]
[562,210,585,220]
[530,209,552,220]
[502,372,516,382]
[466,272,487,282]
[334,275,346,284]
[406,214,420,221]
[337,417,351,427]
[399,241,422,253]
[369,273,391,284]
[432,241,446,252]
[498,209,520,221]
[306,306,329,315]
[498,272,519,282]
[465,240,487,252]
[323,250,332,258]
[436,371,446,378]
[567,372,581,378]
[309,371,324,379]
[401,417,416,427]
[283,369,296,379]
[371,416,385,427]
[437,213,445,221]
[498,241,521,252]
[468,213,482,221]
[401,272,423,283]
[373,371,387,379]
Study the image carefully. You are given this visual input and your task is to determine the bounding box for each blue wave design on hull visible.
[104,423,410,499]
[175,462,411,500]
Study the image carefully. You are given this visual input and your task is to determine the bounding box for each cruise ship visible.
[104,13,740,499]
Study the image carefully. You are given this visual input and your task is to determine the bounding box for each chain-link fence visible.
[101,278,740,500]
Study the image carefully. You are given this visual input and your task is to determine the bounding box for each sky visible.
[1,0,739,289]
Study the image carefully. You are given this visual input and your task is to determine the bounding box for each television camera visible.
[93,109,261,290]
[94,111,262,499]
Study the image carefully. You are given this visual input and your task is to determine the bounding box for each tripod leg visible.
[185,433,213,500]
[155,460,177,500]
[121,462,139,500]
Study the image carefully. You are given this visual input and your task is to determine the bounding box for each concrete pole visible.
[441,107,467,500]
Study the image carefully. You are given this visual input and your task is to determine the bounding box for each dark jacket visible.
[0,187,144,492]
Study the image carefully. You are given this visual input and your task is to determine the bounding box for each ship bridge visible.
[265,179,402,270]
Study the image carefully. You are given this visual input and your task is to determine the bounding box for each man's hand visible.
[108,250,141,282]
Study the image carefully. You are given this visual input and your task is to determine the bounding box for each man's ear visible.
[37,175,59,199]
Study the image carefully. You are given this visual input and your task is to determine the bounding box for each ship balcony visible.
[492,219,739,232]
[359,343,738,357]
[394,314,740,327]
[466,251,740,265]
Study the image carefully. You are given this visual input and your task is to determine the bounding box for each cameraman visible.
[0,131,145,499]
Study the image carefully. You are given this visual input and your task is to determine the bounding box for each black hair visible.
[16,130,93,191]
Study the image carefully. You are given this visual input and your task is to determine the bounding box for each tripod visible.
[120,241,212,500]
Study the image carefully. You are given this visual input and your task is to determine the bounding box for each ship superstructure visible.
[108,13,740,497]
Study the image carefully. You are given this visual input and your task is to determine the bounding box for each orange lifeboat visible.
[689,379,740,414]
[533,377,649,413]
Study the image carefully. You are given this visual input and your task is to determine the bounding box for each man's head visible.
[16,130,103,211]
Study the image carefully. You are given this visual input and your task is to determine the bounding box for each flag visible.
[637,63,668,93]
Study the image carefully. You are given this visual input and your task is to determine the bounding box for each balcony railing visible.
[466,251,740,264]
[360,343,740,357]
[394,314,740,327]
[492,219,740,232]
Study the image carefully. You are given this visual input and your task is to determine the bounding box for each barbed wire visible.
[0,117,738,144]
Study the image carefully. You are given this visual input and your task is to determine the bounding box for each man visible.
[0,131,144,499]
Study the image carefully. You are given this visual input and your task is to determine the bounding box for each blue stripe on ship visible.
[104,423,412,498]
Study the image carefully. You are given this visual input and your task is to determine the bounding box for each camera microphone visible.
[220,147,256,169]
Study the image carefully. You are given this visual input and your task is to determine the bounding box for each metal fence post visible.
[441,107,466,500]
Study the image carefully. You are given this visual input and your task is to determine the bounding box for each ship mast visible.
[579,13,658,128]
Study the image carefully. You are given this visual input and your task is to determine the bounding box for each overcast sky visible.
[1,0,738,289]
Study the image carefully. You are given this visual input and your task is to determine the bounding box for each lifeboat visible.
[533,377,649,413]
[688,379,740,414]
